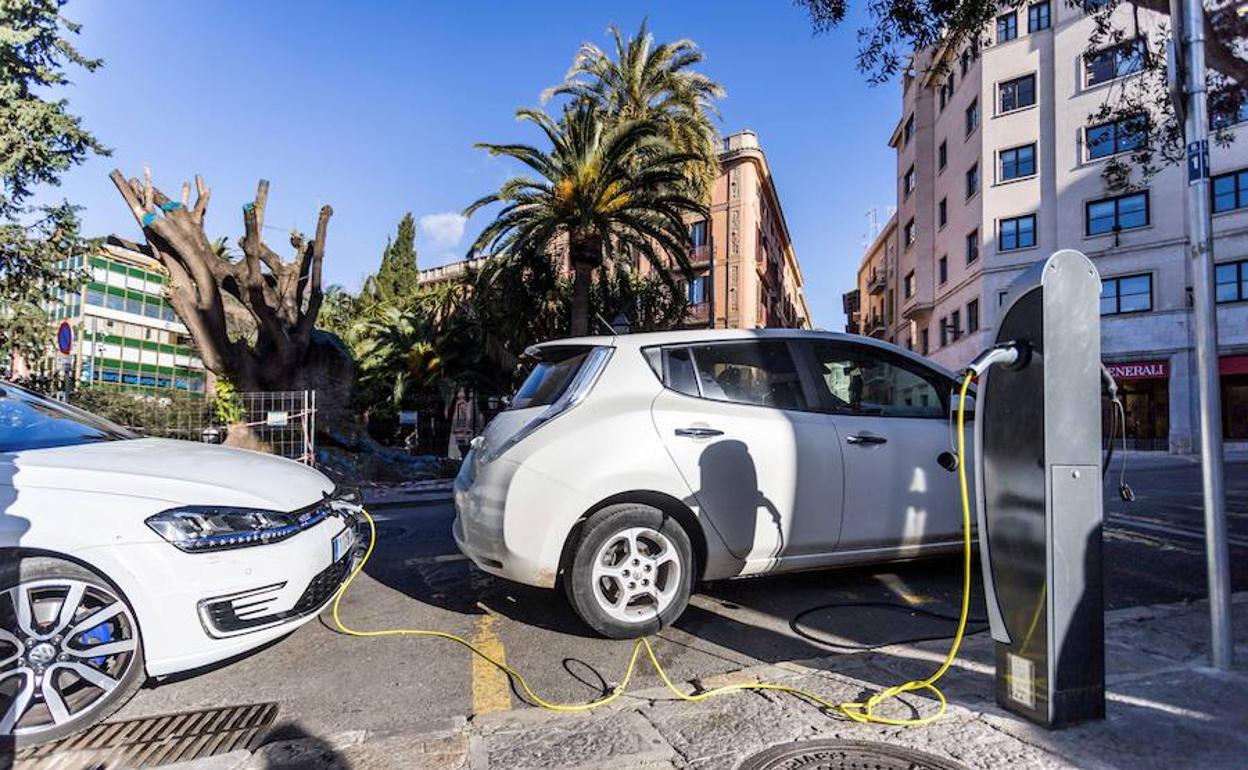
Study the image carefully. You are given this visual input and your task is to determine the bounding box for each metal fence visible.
[102,389,317,465]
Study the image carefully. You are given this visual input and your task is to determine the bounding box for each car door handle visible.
[674,427,724,438]
[846,434,887,445]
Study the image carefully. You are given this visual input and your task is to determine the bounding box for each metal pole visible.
[1178,0,1233,670]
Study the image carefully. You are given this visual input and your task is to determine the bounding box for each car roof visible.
[534,329,963,379]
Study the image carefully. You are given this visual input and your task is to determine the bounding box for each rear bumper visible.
[452,455,559,588]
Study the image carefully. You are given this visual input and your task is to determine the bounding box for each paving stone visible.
[471,710,672,770]
[640,687,818,765]
[143,751,253,770]
[338,731,469,770]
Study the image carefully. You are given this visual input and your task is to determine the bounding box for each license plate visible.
[332,526,357,562]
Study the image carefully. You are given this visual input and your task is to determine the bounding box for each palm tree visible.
[544,21,725,202]
[465,101,708,336]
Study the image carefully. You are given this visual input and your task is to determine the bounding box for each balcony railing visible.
[865,315,887,337]
[867,270,887,295]
[685,302,710,324]
[688,244,710,266]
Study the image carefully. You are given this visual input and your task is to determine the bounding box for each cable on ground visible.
[329,371,979,725]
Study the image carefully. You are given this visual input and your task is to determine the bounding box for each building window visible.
[939,77,954,110]
[1215,259,1248,303]
[904,270,916,299]
[999,74,1036,113]
[965,98,979,136]
[966,163,979,199]
[967,298,980,333]
[950,309,962,341]
[1085,40,1145,87]
[1028,1,1051,31]
[1086,115,1147,160]
[938,140,948,170]
[999,214,1037,251]
[903,114,915,145]
[689,220,708,249]
[903,165,916,197]
[686,274,709,305]
[1086,191,1150,235]
[939,316,949,347]
[1100,273,1153,315]
[920,328,930,355]
[1000,143,1037,180]
[904,218,916,247]
[938,197,948,227]
[1212,169,1248,213]
[939,255,948,284]
[966,228,980,264]
[1211,97,1248,129]
[997,12,1018,43]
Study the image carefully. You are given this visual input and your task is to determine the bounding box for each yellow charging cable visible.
[330,370,978,724]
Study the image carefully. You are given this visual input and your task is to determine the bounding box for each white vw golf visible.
[0,383,364,746]
[454,329,969,639]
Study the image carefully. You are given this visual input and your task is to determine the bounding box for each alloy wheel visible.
[590,527,682,623]
[1,578,139,737]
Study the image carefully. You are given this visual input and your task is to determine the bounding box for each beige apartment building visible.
[849,1,1248,452]
[422,130,811,331]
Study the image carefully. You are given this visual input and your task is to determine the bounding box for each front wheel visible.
[1,556,145,747]
[564,504,694,639]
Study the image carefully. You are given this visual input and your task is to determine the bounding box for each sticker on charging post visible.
[1008,653,1036,708]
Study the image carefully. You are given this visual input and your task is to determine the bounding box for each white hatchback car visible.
[0,383,364,746]
[454,329,970,638]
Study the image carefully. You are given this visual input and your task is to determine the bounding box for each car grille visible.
[197,515,367,638]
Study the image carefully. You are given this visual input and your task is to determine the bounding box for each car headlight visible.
[146,504,333,552]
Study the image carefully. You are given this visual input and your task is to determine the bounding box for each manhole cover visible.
[14,702,279,769]
[738,739,969,770]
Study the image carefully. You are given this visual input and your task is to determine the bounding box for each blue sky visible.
[52,1,900,327]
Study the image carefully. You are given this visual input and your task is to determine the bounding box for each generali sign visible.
[1105,360,1169,381]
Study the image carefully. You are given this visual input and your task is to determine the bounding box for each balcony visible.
[867,270,887,295]
[865,315,887,337]
[685,302,711,325]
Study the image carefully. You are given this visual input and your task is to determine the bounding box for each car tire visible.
[563,504,694,639]
[1,555,145,748]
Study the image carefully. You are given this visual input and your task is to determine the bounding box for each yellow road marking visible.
[469,613,512,715]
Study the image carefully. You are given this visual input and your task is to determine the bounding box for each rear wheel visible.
[1,556,145,748]
[564,504,694,639]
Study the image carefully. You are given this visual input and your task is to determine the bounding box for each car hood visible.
[6,438,333,511]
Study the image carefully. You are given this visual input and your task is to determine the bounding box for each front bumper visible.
[90,495,368,677]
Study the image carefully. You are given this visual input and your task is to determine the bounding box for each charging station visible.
[974,249,1106,728]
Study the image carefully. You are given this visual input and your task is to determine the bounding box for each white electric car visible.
[0,383,364,746]
[454,329,971,638]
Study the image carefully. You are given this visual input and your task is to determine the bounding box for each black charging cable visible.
[1100,365,1134,502]
[789,601,990,652]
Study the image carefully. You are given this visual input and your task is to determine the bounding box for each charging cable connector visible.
[963,342,1027,379]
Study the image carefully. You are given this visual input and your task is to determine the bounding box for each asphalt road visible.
[111,455,1248,741]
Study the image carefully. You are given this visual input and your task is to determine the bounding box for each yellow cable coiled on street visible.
[331,371,978,724]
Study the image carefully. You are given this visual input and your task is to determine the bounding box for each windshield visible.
[510,346,594,410]
[0,383,136,452]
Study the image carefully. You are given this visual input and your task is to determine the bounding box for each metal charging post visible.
[975,250,1106,728]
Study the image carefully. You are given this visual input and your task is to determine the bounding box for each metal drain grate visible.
[737,739,970,770]
[14,702,279,769]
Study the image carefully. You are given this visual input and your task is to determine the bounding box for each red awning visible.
[1105,360,1168,381]
[1221,355,1248,376]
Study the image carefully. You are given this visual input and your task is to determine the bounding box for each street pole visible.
[1174,0,1233,670]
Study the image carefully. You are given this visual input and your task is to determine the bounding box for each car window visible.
[0,384,135,452]
[806,342,946,418]
[670,340,808,410]
[511,346,595,409]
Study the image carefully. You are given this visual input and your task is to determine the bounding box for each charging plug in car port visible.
[937,452,959,473]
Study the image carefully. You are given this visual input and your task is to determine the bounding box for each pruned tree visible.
[109,168,354,433]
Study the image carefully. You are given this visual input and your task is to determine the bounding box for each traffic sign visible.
[56,321,73,355]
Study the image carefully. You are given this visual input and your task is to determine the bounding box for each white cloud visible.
[418,212,467,249]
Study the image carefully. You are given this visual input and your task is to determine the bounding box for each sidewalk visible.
[160,592,1248,770]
